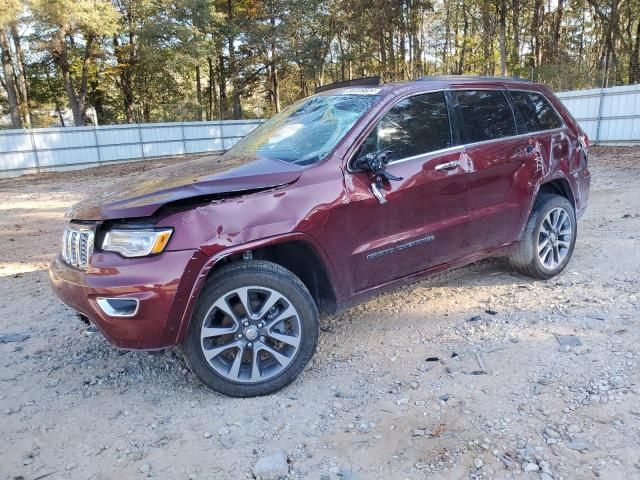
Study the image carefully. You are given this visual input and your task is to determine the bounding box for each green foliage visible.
[0,0,21,26]
[2,0,639,127]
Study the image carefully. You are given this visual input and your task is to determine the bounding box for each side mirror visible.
[357,149,402,183]
[355,149,392,175]
[354,149,403,205]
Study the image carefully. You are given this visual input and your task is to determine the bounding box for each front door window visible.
[358,91,452,164]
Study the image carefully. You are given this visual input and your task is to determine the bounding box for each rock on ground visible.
[253,451,288,479]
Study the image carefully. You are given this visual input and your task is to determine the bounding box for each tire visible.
[508,193,577,280]
[182,260,319,397]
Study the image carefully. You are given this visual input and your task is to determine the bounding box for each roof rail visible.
[315,76,382,94]
[418,75,529,82]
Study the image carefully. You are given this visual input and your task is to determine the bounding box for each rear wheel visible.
[508,193,577,280]
[182,260,319,397]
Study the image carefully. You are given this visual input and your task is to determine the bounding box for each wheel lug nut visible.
[237,333,243,339]
[247,342,253,348]
[243,321,250,327]
[259,336,266,342]
[257,323,264,328]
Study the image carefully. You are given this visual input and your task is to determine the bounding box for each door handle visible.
[435,160,460,171]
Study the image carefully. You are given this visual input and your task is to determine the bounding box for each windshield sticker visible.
[338,88,382,95]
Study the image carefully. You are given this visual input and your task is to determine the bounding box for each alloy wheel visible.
[537,206,573,270]
[199,286,302,383]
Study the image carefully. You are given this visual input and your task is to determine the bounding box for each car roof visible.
[316,75,546,98]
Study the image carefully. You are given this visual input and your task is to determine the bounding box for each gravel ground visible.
[0,147,639,480]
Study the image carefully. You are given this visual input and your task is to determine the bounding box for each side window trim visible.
[506,88,566,134]
[348,89,455,170]
[444,89,464,147]
[503,89,529,135]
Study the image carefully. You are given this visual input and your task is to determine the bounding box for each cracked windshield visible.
[228,92,380,165]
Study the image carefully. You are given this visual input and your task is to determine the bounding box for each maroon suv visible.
[50,76,591,397]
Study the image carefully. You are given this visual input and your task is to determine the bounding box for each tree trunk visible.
[270,14,280,113]
[388,30,396,80]
[532,0,543,67]
[399,29,406,79]
[443,0,450,74]
[551,0,564,62]
[113,34,135,123]
[45,67,65,127]
[497,0,507,76]
[207,56,216,121]
[272,62,280,113]
[10,25,30,127]
[510,0,520,69]
[196,64,203,121]
[218,53,227,120]
[52,30,81,125]
[337,31,345,81]
[0,28,22,128]
[481,0,493,75]
[232,91,242,119]
[76,34,94,126]
[378,32,386,77]
[411,2,423,77]
[630,18,640,84]
[227,0,242,119]
[458,0,469,74]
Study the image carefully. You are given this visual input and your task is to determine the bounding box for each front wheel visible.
[182,260,319,397]
[508,193,577,280]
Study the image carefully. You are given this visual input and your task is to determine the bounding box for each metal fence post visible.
[180,121,188,155]
[28,128,41,173]
[137,122,146,159]
[595,69,606,145]
[93,125,102,164]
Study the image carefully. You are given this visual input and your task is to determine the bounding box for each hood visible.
[67,152,303,220]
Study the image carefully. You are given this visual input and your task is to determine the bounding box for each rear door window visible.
[358,91,451,163]
[451,90,516,143]
[510,91,563,132]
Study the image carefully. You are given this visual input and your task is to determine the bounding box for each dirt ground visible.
[0,148,639,480]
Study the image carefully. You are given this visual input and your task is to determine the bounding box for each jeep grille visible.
[62,226,94,269]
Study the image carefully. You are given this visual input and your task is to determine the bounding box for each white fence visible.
[1,84,639,178]
[556,83,640,145]
[0,120,262,178]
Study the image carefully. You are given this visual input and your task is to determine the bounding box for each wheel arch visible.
[174,233,338,344]
[516,174,577,242]
[537,176,576,207]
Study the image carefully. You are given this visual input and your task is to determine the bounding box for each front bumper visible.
[49,249,206,349]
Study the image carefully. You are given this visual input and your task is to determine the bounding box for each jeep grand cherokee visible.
[50,76,591,397]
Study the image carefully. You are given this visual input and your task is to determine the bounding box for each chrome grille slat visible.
[61,226,94,269]
[70,231,78,265]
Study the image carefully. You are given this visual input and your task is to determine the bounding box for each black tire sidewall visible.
[183,261,319,397]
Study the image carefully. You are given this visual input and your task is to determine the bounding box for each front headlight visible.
[102,228,173,258]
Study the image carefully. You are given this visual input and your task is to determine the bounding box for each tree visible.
[29,0,117,126]
[0,0,23,128]
[2,0,640,128]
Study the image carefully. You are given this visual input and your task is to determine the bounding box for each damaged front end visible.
[66,153,303,221]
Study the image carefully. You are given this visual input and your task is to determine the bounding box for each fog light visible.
[96,297,139,317]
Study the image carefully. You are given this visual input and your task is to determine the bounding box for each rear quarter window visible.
[451,90,516,143]
[510,91,563,132]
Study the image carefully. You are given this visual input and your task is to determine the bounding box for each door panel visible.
[463,137,535,250]
[449,88,533,252]
[346,148,469,292]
